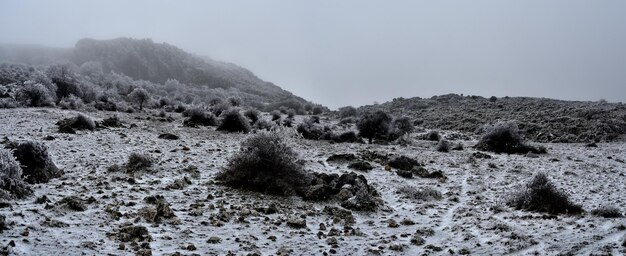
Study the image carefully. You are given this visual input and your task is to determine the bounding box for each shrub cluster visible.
[7,141,63,184]
[0,148,32,200]
[217,109,251,133]
[57,114,96,133]
[183,108,217,127]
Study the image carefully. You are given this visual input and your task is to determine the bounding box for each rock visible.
[347,161,374,171]
[389,243,403,251]
[185,244,196,251]
[286,216,306,229]
[326,154,357,162]
[459,248,471,254]
[323,206,355,225]
[319,223,327,231]
[412,167,446,179]
[472,152,492,159]
[336,188,353,201]
[43,135,55,141]
[326,237,338,246]
[207,236,222,244]
[388,219,399,228]
[158,133,179,140]
[303,184,333,201]
[0,215,7,232]
[400,218,415,225]
[276,246,292,255]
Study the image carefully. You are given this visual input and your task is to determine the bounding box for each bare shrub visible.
[425,130,440,141]
[216,131,310,196]
[436,139,450,152]
[271,110,282,121]
[128,88,150,110]
[507,173,583,215]
[58,95,84,110]
[0,148,32,199]
[217,109,251,133]
[253,118,275,131]
[15,81,55,107]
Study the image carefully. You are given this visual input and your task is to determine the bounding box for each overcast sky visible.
[1,0,626,108]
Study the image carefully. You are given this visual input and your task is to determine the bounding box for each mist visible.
[1,0,625,108]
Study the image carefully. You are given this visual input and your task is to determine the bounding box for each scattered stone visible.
[207,236,222,244]
[158,133,179,140]
[411,234,425,246]
[276,246,292,255]
[327,154,357,162]
[118,225,151,242]
[388,219,399,228]
[387,155,420,170]
[43,135,55,141]
[389,243,403,251]
[396,169,413,178]
[286,215,306,229]
[56,196,87,211]
[472,152,492,159]
[347,161,374,171]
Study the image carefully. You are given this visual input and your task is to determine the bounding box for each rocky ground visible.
[1,108,625,255]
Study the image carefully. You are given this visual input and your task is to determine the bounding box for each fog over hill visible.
[0,37,316,110]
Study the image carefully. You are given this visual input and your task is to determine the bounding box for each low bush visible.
[15,81,55,107]
[217,109,251,133]
[216,131,310,196]
[425,130,440,141]
[387,155,420,171]
[0,148,32,199]
[253,118,275,131]
[338,106,357,118]
[476,121,546,154]
[507,173,583,215]
[398,186,442,201]
[58,95,84,110]
[125,153,154,172]
[183,108,217,127]
[8,141,62,184]
[436,140,450,152]
[591,206,622,218]
[271,110,282,121]
[57,114,96,133]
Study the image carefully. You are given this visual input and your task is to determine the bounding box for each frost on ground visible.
[0,108,625,255]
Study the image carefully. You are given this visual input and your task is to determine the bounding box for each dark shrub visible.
[183,108,217,127]
[507,173,583,215]
[271,110,282,121]
[296,121,325,140]
[476,121,546,154]
[332,131,362,143]
[282,118,294,127]
[100,115,123,128]
[425,130,440,141]
[57,114,96,133]
[357,110,392,143]
[9,141,62,184]
[387,155,419,171]
[217,109,251,133]
[211,102,231,116]
[227,97,242,107]
[436,140,450,152]
[174,104,186,113]
[307,115,321,124]
[0,98,18,109]
[339,117,354,125]
[244,109,260,124]
[489,96,498,102]
[398,186,442,201]
[591,206,622,218]
[0,148,32,199]
[216,131,310,196]
[312,106,324,115]
[338,106,357,118]
[126,153,154,172]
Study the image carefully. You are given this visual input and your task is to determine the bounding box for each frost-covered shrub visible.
[0,98,18,109]
[15,81,55,107]
[286,109,296,118]
[128,88,150,110]
[253,118,275,131]
[507,173,583,215]
[57,114,96,133]
[216,131,310,196]
[338,106,357,118]
[243,109,260,124]
[211,102,231,117]
[392,117,414,136]
[217,109,251,133]
[356,110,392,143]
[0,148,32,199]
[125,153,154,172]
[271,110,282,121]
[9,141,62,184]
[58,95,84,110]
[183,108,217,127]
[296,121,325,140]
[476,121,546,154]
[227,97,242,107]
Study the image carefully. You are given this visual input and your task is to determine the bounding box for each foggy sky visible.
[1,0,626,108]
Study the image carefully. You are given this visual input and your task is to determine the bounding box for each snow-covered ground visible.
[1,108,625,255]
